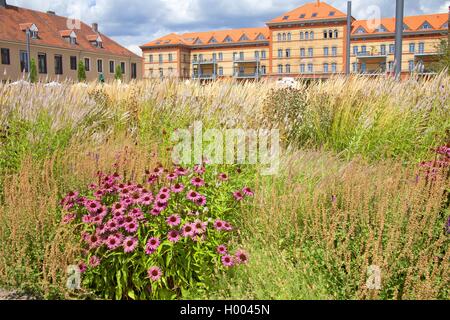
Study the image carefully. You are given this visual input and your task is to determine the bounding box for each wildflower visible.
[106,219,119,232]
[159,187,171,194]
[217,245,227,255]
[214,219,224,231]
[194,195,207,206]
[147,174,158,185]
[171,183,185,193]
[167,173,178,181]
[154,200,168,212]
[85,200,101,213]
[88,234,102,249]
[62,213,76,224]
[193,219,207,234]
[194,165,206,175]
[140,193,154,206]
[242,187,254,197]
[124,221,139,234]
[147,266,162,281]
[114,215,126,227]
[123,237,138,253]
[223,221,233,232]
[94,190,104,200]
[233,191,244,201]
[106,235,121,250]
[82,215,93,224]
[112,202,125,215]
[89,256,101,268]
[175,167,189,176]
[166,214,181,227]
[145,237,160,254]
[78,261,87,273]
[182,223,196,237]
[235,250,249,265]
[156,192,170,203]
[129,208,144,220]
[218,173,228,181]
[187,190,199,201]
[150,208,162,216]
[96,224,108,235]
[191,177,205,187]
[167,230,180,243]
[221,255,234,267]
[130,191,142,204]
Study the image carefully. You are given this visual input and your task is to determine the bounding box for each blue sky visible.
[7,0,449,55]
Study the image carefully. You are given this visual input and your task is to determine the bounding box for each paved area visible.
[0,288,36,300]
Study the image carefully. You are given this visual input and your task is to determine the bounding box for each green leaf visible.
[128,289,136,300]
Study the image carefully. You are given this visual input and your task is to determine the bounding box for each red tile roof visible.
[352,13,448,35]
[267,1,346,24]
[141,27,270,48]
[0,4,140,58]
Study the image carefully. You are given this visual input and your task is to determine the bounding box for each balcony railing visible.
[192,74,216,80]
[356,52,387,58]
[192,58,218,64]
[233,57,260,63]
[234,72,264,79]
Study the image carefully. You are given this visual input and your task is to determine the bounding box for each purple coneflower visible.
[114,215,126,227]
[217,245,227,255]
[140,193,154,206]
[218,173,228,181]
[89,256,101,268]
[191,177,205,187]
[221,255,234,267]
[124,221,139,234]
[214,219,225,231]
[223,221,233,232]
[171,183,185,193]
[182,223,196,237]
[106,235,121,250]
[62,213,76,224]
[235,249,249,265]
[166,214,181,227]
[242,187,254,197]
[186,190,199,201]
[167,230,180,243]
[233,191,244,201]
[194,195,207,206]
[88,234,102,249]
[82,215,93,224]
[193,219,207,234]
[159,187,170,194]
[129,208,144,220]
[194,165,206,175]
[156,192,170,203]
[123,237,138,253]
[106,219,119,232]
[78,261,87,273]
[175,167,189,176]
[167,172,178,181]
[147,266,162,281]
[145,237,160,254]
[150,208,162,216]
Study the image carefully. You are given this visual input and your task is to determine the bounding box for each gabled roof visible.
[267,1,346,24]
[59,30,76,38]
[0,4,140,58]
[351,13,448,35]
[141,27,270,48]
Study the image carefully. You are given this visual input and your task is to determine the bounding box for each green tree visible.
[430,40,450,74]
[114,65,123,80]
[77,61,86,82]
[29,58,37,83]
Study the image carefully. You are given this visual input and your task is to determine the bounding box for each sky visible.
[7,0,450,56]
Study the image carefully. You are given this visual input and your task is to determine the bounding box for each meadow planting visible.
[0,75,448,300]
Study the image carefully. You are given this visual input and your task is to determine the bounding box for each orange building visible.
[140,1,448,80]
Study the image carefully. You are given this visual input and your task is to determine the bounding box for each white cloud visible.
[7,0,448,52]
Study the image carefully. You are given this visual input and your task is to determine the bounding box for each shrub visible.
[77,61,86,82]
[30,58,38,83]
[115,65,123,81]
[61,163,252,300]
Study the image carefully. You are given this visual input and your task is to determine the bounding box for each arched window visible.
[282,33,286,41]
[323,30,328,39]
[334,30,338,38]
[310,31,314,40]
[287,33,291,41]
[305,32,309,40]
[285,64,291,73]
[300,32,304,40]
[329,30,333,38]
[277,33,282,41]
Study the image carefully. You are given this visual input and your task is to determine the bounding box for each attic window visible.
[20,23,39,39]
[355,26,367,34]
[209,37,218,43]
[375,25,387,32]
[329,11,335,16]
[443,22,449,29]
[403,23,410,31]
[299,14,306,19]
[224,36,233,42]
[282,16,289,20]
[256,34,266,40]
[419,21,432,30]
[194,38,203,44]
[239,34,250,41]
[311,13,318,18]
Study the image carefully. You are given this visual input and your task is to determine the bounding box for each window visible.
[121,62,126,74]
[261,65,266,74]
[300,48,305,57]
[285,64,291,73]
[159,54,163,63]
[308,48,313,57]
[209,37,217,44]
[332,47,337,56]
[324,47,329,56]
[331,63,337,73]
[218,52,223,61]
[277,33,282,41]
[254,51,259,59]
[168,67,173,74]
[299,14,306,19]
[388,61,394,71]
[70,56,77,71]
[69,36,77,45]
[159,68,163,77]
[20,50,29,72]
[409,43,415,53]
[131,63,137,79]
[375,25,387,33]
[282,15,289,20]
[278,49,283,58]
[355,27,366,34]
[418,42,425,54]
[310,31,314,40]
[286,49,291,58]
[97,59,103,73]
[403,23,410,31]
[55,55,63,75]
[334,30,338,38]
[408,60,414,72]
[239,52,244,60]
[278,64,283,74]
[168,53,173,62]
[419,21,432,30]
[287,33,292,41]
[300,32,304,40]
[361,62,366,73]
[109,60,115,73]
[305,32,309,40]
[218,67,223,76]
[307,63,313,73]
[329,11,335,16]
[239,34,249,42]
[380,45,386,55]
[282,33,286,41]
[199,54,203,61]
[84,58,90,71]
[213,53,217,61]
[329,30,333,38]
[149,55,153,63]
[323,30,328,39]
[193,54,198,62]
[353,46,358,55]
[233,52,237,61]
[312,13,317,18]
[389,44,395,54]
[361,45,367,53]
[1,48,10,65]
[300,64,305,73]
[38,53,47,74]
[261,51,266,59]
[224,36,233,43]
[256,34,266,40]
[352,62,358,73]
[323,63,329,73]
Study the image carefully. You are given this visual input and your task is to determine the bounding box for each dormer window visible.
[256,33,266,40]
[374,25,387,33]
[442,22,449,29]
[61,30,77,45]
[224,36,233,43]
[209,37,218,44]
[355,26,367,34]
[403,23,410,31]
[194,38,203,44]
[311,13,318,18]
[419,21,432,30]
[299,14,306,19]
[20,23,39,39]
[239,34,250,41]
[88,35,103,48]
[282,16,289,20]
[329,11,335,16]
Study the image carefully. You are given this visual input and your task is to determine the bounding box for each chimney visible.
[47,10,55,15]
[0,0,7,8]
[92,23,98,33]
